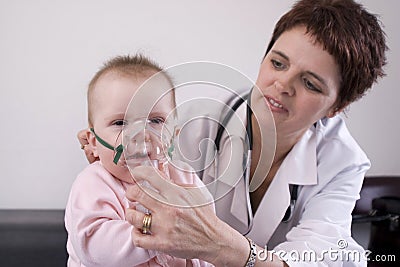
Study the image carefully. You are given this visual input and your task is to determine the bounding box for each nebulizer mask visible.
[121,117,175,171]
[90,118,174,168]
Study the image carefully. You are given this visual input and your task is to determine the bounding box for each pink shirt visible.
[65,161,212,267]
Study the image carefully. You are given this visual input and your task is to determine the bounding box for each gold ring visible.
[142,213,152,235]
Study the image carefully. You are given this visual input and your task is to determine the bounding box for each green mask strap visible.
[90,128,123,165]
[168,143,174,159]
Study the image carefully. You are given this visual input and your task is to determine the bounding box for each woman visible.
[79,0,387,266]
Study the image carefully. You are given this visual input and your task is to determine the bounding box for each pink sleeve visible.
[65,163,158,267]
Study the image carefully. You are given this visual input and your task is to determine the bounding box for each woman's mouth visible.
[265,96,288,112]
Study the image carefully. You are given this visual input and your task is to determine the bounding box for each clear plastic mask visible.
[90,117,174,169]
[121,118,174,169]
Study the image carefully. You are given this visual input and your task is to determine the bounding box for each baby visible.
[65,54,210,267]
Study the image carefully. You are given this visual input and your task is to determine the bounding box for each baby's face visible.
[90,71,175,183]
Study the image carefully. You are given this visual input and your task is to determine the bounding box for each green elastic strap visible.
[168,144,174,159]
[113,145,123,165]
[90,128,123,165]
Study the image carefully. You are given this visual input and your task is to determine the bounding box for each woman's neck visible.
[249,117,305,213]
[274,131,303,165]
[251,116,304,172]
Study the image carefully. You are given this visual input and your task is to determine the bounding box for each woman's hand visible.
[125,165,250,266]
[77,129,99,163]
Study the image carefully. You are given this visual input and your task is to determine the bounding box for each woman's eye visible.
[113,120,126,126]
[271,59,285,70]
[303,77,321,93]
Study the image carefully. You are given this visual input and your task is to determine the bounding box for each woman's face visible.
[254,26,341,138]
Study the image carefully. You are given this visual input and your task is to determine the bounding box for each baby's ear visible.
[87,128,99,158]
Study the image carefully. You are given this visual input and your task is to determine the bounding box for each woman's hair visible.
[264,0,388,110]
[87,54,174,126]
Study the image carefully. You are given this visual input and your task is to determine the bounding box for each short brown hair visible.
[87,54,173,126]
[264,0,388,110]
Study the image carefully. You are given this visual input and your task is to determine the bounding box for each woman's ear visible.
[86,128,99,158]
[327,103,348,118]
[327,109,339,118]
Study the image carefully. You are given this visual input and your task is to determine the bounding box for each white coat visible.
[178,94,369,266]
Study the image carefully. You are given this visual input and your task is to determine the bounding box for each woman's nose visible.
[274,80,295,96]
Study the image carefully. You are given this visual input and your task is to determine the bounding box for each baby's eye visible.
[113,120,126,126]
[149,117,165,124]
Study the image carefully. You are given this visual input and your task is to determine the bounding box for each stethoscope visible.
[214,89,298,234]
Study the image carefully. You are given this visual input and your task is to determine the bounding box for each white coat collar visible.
[247,126,318,244]
[209,100,319,242]
[279,126,318,186]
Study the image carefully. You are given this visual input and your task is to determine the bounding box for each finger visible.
[130,166,176,193]
[166,164,215,208]
[167,162,198,187]
[131,226,160,250]
[77,129,89,146]
[131,166,210,208]
[125,208,149,230]
[129,218,170,252]
[126,184,164,210]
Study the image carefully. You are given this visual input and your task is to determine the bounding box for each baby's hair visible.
[87,54,174,126]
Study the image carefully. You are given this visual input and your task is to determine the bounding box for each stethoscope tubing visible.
[213,89,297,235]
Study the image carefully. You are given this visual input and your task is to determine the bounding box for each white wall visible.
[0,0,398,209]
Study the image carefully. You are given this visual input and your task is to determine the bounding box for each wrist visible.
[244,237,257,267]
[206,221,249,267]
